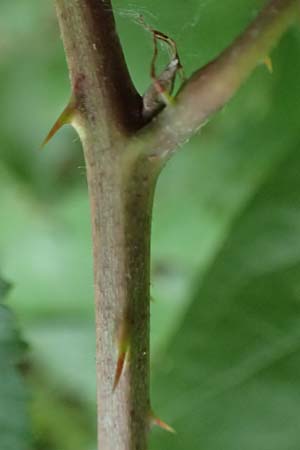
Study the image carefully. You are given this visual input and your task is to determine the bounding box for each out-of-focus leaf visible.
[0,170,93,319]
[27,321,96,405]
[151,33,300,450]
[0,280,31,450]
[31,376,95,450]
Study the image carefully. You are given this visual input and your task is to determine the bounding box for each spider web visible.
[112,0,264,85]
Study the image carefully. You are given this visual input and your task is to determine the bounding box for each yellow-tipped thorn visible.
[113,320,130,391]
[150,412,176,434]
[41,101,75,149]
[113,347,128,391]
[263,55,273,74]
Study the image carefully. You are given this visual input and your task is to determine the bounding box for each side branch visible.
[135,0,299,159]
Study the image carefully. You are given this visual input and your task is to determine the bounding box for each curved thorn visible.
[149,411,176,434]
[41,99,76,149]
[112,346,128,391]
[112,322,130,391]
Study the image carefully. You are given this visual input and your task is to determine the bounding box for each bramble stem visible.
[52,0,299,449]
[82,142,156,450]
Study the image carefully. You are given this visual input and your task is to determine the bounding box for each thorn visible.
[263,56,273,74]
[41,100,75,149]
[113,346,128,391]
[113,324,129,391]
[149,411,176,434]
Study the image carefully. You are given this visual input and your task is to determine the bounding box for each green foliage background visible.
[1,1,300,449]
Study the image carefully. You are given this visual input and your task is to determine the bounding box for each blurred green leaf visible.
[27,321,96,405]
[0,169,93,319]
[0,280,31,450]
[30,374,95,450]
